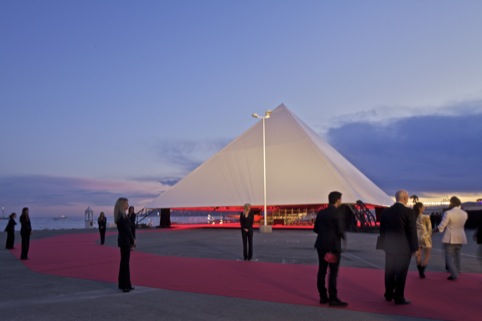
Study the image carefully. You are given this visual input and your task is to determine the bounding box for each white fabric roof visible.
[148,104,393,208]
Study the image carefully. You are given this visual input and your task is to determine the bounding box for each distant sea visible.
[2,213,236,231]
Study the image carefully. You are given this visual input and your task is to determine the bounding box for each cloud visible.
[0,175,167,217]
[159,177,181,186]
[327,112,482,199]
[315,99,482,134]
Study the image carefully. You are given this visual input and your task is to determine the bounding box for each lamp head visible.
[252,113,259,118]
[265,110,272,118]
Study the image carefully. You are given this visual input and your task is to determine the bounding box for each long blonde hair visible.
[114,197,128,224]
[243,203,251,217]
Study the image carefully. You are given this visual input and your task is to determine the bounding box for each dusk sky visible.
[1,1,482,217]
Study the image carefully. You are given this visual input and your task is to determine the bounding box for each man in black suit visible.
[379,190,418,305]
[314,191,347,307]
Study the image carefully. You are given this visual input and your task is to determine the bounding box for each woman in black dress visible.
[127,206,136,239]
[5,213,17,249]
[20,207,32,260]
[97,212,107,245]
[240,203,254,261]
[114,197,136,292]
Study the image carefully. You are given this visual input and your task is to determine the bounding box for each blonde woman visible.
[114,197,136,292]
[240,203,254,261]
[414,202,432,278]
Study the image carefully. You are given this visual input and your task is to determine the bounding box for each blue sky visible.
[1,1,482,217]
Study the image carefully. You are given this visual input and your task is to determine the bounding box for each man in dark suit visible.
[314,191,347,307]
[379,190,418,305]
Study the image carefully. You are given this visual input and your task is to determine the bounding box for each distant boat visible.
[53,215,67,220]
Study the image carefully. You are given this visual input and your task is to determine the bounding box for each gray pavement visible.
[1,227,480,321]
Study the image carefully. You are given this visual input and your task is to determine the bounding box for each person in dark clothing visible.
[97,212,107,245]
[20,207,32,260]
[115,197,136,293]
[474,211,482,267]
[240,203,254,261]
[379,190,418,305]
[314,191,347,307]
[127,206,136,238]
[5,213,17,249]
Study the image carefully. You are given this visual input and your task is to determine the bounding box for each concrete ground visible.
[1,227,480,321]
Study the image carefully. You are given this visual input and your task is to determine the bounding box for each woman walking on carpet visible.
[414,202,432,278]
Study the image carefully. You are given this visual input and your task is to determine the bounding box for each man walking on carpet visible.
[379,189,418,305]
[314,191,348,307]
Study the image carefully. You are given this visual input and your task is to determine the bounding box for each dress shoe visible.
[447,276,457,280]
[329,298,348,307]
[384,294,393,302]
[129,287,135,290]
[122,288,131,293]
[394,299,411,305]
[319,297,328,304]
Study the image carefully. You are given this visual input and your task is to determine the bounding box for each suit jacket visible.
[379,202,418,254]
[438,206,468,244]
[117,212,135,248]
[313,205,345,252]
[240,212,254,231]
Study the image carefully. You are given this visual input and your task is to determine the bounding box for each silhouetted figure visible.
[5,213,17,249]
[115,198,136,292]
[98,212,107,245]
[20,207,32,260]
[127,206,136,239]
[473,211,482,267]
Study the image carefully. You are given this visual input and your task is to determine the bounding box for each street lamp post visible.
[252,110,272,233]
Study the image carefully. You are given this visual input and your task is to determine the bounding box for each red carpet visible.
[11,231,481,321]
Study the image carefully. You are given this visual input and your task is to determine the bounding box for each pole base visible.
[259,225,272,233]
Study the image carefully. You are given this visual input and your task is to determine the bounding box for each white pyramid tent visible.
[148,104,393,209]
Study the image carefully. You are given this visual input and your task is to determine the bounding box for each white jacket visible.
[438,206,468,244]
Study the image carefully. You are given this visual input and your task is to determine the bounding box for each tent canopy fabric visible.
[148,104,393,209]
